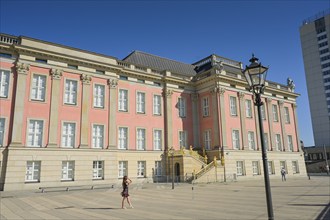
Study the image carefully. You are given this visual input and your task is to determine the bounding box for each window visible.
[153,130,162,150]
[284,107,290,123]
[68,64,78,69]
[179,131,187,148]
[136,128,146,150]
[92,124,104,148]
[292,161,299,174]
[202,97,209,117]
[136,92,146,113]
[0,53,12,58]
[230,96,237,116]
[36,58,47,63]
[93,161,104,180]
[0,70,10,98]
[153,95,161,115]
[62,161,74,181]
[275,134,282,151]
[93,84,105,108]
[118,127,128,150]
[280,161,287,173]
[264,133,269,151]
[252,161,260,175]
[245,100,252,118]
[236,161,245,176]
[248,131,256,150]
[27,120,43,147]
[232,130,240,150]
[95,70,105,75]
[137,161,146,177]
[155,161,162,176]
[268,161,275,175]
[64,79,77,105]
[204,130,211,150]
[118,161,127,177]
[261,105,266,120]
[119,75,128,80]
[31,74,46,101]
[118,89,128,112]
[287,135,293,152]
[62,122,75,148]
[25,161,41,182]
[272,105,279,122]
[0,118,5,146]
[178,97,186,117]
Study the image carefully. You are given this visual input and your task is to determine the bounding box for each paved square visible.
[1,176,329,219]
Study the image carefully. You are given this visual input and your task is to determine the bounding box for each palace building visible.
[0,33,306,191]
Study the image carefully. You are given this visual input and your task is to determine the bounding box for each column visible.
[218,87,227,148]
[278,100,287,151]
[211,88,220,148]
[79,74,92,148]
[163,88,173,150]
[191,93,200,147]
[107,78,118,149]
[238,92,247,150]
[292,103,301,152]
[10,62,30,147]
[47,68,63,148]
[266,98,274,151]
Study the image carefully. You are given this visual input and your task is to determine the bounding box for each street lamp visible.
[168,147,175,189]
[243,54,274,220]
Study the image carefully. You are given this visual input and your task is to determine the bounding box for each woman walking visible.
[121,176,133,209]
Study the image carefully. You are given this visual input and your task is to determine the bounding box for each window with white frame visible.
[93,161,104,180]
[261,104,266,120]
[275,134,282,151]
[118,89,128,112]
[252,161,260,175]
[202,97,209,117]
[137,161,146,177]
[284,107,290,123]
[280,161,287,173]
[93,84,105,108]
[178,97,186,117]
[136,92,145,113]
[31,74,46,101]
[287,135,293,152]
[272,104,279,122]
[64,79,77,105]
[0,118,5,146]
[179,131,187,148]
[118,161,127,177]
[204,130,211,150]
[236,161,245,176]
[230,96,237,116]
[136,128,146,150]
[292,161,299,173]
[27,120,43,147]
[92,124,104,148]
[245,99,252,118]
[232,130,240,150]
[153,129,162,150]
[248,131,256,150]
[61,122,75,148]
[25,161,41,182]
[0,70,10,98]
[264,133,269,151]
[155,161,162,176]
[118,127,128,150]
[61,161,74,181]
[268,161,275,175]
[153,95,161,115]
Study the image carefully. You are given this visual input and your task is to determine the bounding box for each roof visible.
[122,51,197,77]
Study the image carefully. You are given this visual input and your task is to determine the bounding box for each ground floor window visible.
[62,161,74,181]
[118,161,127,177]
[236,161,245,176]
[155,161,162,176]
[252,161,260,175]
[267,161,275,175]
[93,161,104,180]
[292,161,299,174]
[280,161,287,174]
[137,161,146,177]
[25,161,41,182]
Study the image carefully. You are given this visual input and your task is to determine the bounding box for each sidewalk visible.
[1,176,329,219]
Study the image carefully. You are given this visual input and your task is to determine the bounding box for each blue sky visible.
[1,0,329,146]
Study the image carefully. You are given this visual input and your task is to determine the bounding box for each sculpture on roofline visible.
[287,77,295,92]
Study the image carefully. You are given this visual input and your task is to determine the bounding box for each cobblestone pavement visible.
[1,176,329,219]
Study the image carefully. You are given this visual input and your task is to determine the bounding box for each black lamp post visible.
[243,54,274,220]
[168,147,175,189]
